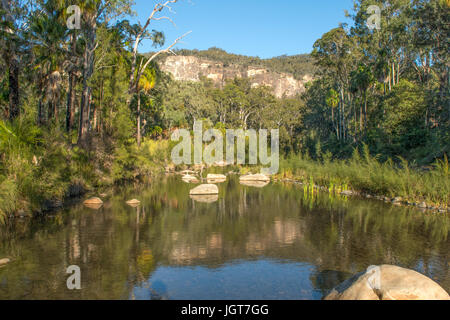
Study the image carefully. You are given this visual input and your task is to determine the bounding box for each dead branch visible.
[138,30,191,80]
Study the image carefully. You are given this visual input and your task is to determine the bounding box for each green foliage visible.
[0,178,17,223]
[326,89,339,108]
[279,147,449,207]
[377,79,428,156]
[0,119,42,154]
[112,139,170,183]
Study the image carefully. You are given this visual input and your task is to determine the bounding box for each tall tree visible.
[126,0,190,109]
[77,0,132,146]
[136,66,156,147]
[351,64,374,136]
[0,0,30,120]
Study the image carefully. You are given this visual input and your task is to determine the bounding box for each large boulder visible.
[239,173,270,182]
[207,174,227,183]
[324,265,450,300]
[189,184,219,195]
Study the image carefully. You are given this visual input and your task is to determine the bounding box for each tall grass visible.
[0,178,17,223]
[111,139,170,183]
[278,146,449,207]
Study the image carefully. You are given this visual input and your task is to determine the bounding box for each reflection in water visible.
[190,194,219,203]
[240,181,270,188]
[0,176,448,300]
[83,203,103,210]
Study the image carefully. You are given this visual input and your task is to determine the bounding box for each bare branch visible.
[153,16,176,27]
[133,0,179,55]
[140,31,192,73]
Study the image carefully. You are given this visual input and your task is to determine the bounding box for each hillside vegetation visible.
[153,47,318,80]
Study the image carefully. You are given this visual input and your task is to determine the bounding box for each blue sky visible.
[131,0,354,59]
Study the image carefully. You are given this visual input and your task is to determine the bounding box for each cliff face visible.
[159,55,312,98]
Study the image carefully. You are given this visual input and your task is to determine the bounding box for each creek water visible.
[0,175,448,299]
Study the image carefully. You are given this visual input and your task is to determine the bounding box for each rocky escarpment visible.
[158,55,313,98]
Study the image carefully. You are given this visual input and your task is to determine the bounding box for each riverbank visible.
[0,128,170,223]
[2,131,448,223]
[275,149,449,212]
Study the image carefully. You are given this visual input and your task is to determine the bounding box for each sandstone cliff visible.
[158,55,313,98]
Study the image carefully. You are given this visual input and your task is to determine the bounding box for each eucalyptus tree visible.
[125,0,191,110]
[210,87,227,125]
[350,64,374,136]
[250,85,277,129]
[77,0,132,146]
[312,27,359,141]
[326,88,339,138]
[222,78,253,130]
[349,0,412,91]
[411,0,449,131]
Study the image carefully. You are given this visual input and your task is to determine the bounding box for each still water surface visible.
[0,176,449,299]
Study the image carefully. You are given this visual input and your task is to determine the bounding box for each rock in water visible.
[392,197,403,203]
[206,174,227,183]
[84,203,103,210]
[83,197,103,205]
[83,197,104,210]
[0,258,10,266]
[189,184,219,195]
[324,265,450,300]
[182,174,200,183]
[239,174,270,182]
[126,199,141,207]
